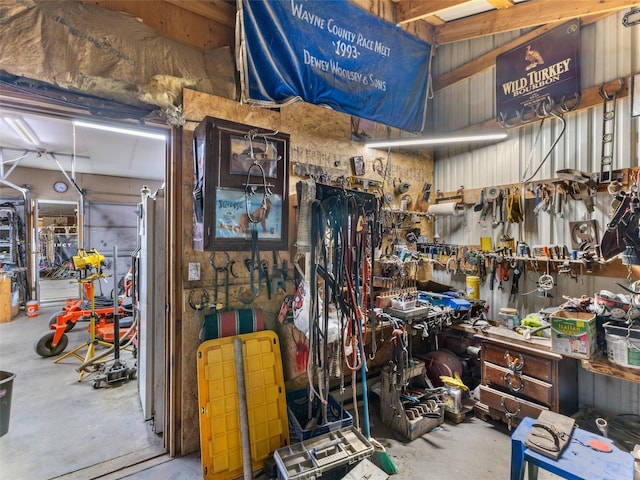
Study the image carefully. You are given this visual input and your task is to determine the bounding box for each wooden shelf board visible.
[580,357,640,384]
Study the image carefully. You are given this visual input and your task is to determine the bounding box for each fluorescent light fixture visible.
[73,120,167,141]
[365,131,508,149]
[3,116,41,146]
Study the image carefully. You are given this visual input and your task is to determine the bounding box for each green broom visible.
[359,343,398,475]
[369,437,398,475]
[361,239,398,476]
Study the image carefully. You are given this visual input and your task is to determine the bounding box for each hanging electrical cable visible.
[521,98,567,185]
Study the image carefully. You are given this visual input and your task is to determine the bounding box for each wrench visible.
[270,251,287,294]
[490,257,497,290]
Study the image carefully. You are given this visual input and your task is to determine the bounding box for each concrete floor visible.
[119,398,563,480]
[1,303,560,480]
[0,303,163,480]
[39,278,82,303]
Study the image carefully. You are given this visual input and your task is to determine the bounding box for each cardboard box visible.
[550,310,597,359]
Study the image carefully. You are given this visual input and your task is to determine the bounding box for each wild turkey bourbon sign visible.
[496,21,580,127]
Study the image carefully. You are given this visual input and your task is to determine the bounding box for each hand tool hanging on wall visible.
[239,131,276,302]
[490,257,497,291]
[509,260,523,303]
[210,252,231,310]
[261,260,271,299]
[598,78,624,184]
[270,251,287,294]
[238,229,262,303]
[553,183,566,218]
[557,169,596,213]
[497,262,505,291]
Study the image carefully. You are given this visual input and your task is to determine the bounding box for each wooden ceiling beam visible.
[434,0,640,44]
[434,13,611,92]
[420,15,446,27]
[396,1,474,25]
[400,17,436,45]
[164,0,236,28]
[458,76,630,136]
[82,0,234,50]
[485,0,516,8]
[351,0,436,48]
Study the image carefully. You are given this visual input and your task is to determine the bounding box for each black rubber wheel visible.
[48,311,75,332]
[34,331,69,357]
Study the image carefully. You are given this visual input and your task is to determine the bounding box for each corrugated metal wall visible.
[429,12,640,415]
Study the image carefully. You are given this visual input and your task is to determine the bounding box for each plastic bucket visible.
[466,276,480,299]
[0,371,16,437]
[606,333,640,369]
[26,300,38,318]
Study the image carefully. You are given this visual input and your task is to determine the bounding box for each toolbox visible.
[274,426,374,480]
[418,291,470,311]
[287,389,353,443]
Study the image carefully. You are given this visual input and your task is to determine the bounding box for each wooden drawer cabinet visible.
[482,342,552,380]
[482,362,553,406]
[474,336,578,429]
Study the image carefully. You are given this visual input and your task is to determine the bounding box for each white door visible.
[137,194,166,433]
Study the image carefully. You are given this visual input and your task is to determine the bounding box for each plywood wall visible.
[179,88,434,453]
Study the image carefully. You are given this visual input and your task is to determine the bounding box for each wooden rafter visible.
[396,1,475,25]
[459,76,631,134]
[485,0,516,8]
[164,0,236,28]
[434,13,611,92]
[434,0,640,44]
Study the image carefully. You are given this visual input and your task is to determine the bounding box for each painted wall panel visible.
[430,12,640,416]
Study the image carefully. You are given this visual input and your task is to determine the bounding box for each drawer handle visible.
[504,371,525,393]
[500,396,521,430]
[504,351,524,371]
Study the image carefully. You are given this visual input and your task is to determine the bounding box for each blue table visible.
[511,416,634,480]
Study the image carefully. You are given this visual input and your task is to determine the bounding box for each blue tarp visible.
[238,0,432,132]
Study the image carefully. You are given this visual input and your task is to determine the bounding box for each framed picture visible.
[192,116,289,251]
[632,73,640,118]
[214,187,284,239]
[352,156,365,176]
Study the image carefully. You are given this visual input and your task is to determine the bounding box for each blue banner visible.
[238,0,432,132]
[496,21,581,127]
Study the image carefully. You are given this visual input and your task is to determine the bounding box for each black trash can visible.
[0,371,16,437]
